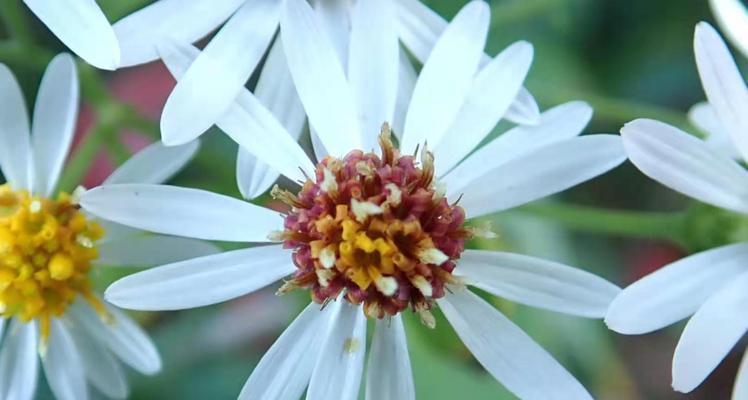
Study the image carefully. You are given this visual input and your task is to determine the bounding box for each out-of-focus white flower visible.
[23,0,119,70]
[0,53,217,400]
[609,22,748,397]
[81,2,626,399]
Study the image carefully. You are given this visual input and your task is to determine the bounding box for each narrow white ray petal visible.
[0,64,32,191]
[236,148,279,200]
[606,242,748,334]
[239,303,331,400]
[694,22,748,162]
[0,318,4,338]
[689,101,739,159]
[158,40,314,183]
[672,271,748,393]
[434,41,534,175]
[312,0,351,65]
[113,0,245,67]
[80,184,280,242]
[710,0,748,59]
[23,0,119,70]
[31,53,78,197]
[456,250,620,318]
[104,141,198,185]
[69,302,161,375]
[160,0,280,145]
[400,1,489,155]
[0,320,39,400]
[734,350,748,400]
[105,245,293,310]
[438,289,592,400]
[307,302,367,400]
[393,51,417,139]
[442,101,592,179]
[621,118,748,214]
[43,320,88,400]
[503,87,542,126]
[311,129,330,162]
[395,0,540,125]
[281,0,362,156]
[70,326,128,400]
[97,235,221,267]
[452,135,625,218]
[96,218,141,244]
[349,0,398,150]
[365,316,415,400]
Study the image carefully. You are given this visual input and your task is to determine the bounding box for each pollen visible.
[276,125,471,324]
[0,184,104,340]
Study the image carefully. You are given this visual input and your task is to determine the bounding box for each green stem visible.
[514,202,689,246]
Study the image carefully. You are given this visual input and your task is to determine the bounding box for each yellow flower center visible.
[0,184,104,339]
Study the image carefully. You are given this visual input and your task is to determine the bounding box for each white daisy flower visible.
[113,0,539,150]
[81,1,625,399]
[22,0,119,70]
[607,22,748,396]
[0,53,218,400]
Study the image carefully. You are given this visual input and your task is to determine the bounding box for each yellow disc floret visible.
[0,184,104,340]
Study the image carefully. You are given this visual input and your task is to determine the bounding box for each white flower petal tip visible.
[709,0,748,59]
[671,271,748,393]
[505,87,542,126]
[605,243,748,335]
[104,140,199,185]
[104,246,293,311]
[694,22,748,163]
[457,250,621,318]
[24,0,120,70]
[620,118,748,214]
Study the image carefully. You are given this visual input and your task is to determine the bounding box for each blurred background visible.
[0,0,740,398]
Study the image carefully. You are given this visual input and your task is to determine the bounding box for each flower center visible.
[0,184,104,339]
[275,126,471,325]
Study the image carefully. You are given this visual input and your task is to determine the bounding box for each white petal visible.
[452,135,625,218]
[400,1,489,154]
[710,0,748,59]
[689,101,739,159]
[392,51,417,139]
[96,218,141,244]
[734,350,748,400]
[104,141,199,185]
[434,41,534,175]
[105,245,293,310]
[621,118,748,214]
[395,0,540,126]
[80,184,280,242]
[69,302,161,375]
[113,0,245,67]
[97,234,221,267]
[281,0,362,157]
[31,53,78,197]
[0,318,4,337]
[438,289,592,400]
[236,148,279,200]
[0,320,38,400]
[307,302,367,400]
[70,325,128,400]
[158,40,314,183]
[365,316,415,400]
[672,270,748,392]
[43,320,88,400]
[503,87,542,126]
[239,303,330,400]
[456,250,620,318]
[606,242,748,334]
[160,0,280,145]
[23,0,119,70]
[311,0,351,65]
[0,64,32,191]
[348,0,398,150]
[441,101,592,179]
[694,22,748,163]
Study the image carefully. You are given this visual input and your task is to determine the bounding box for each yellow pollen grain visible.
[344,337,361,353]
